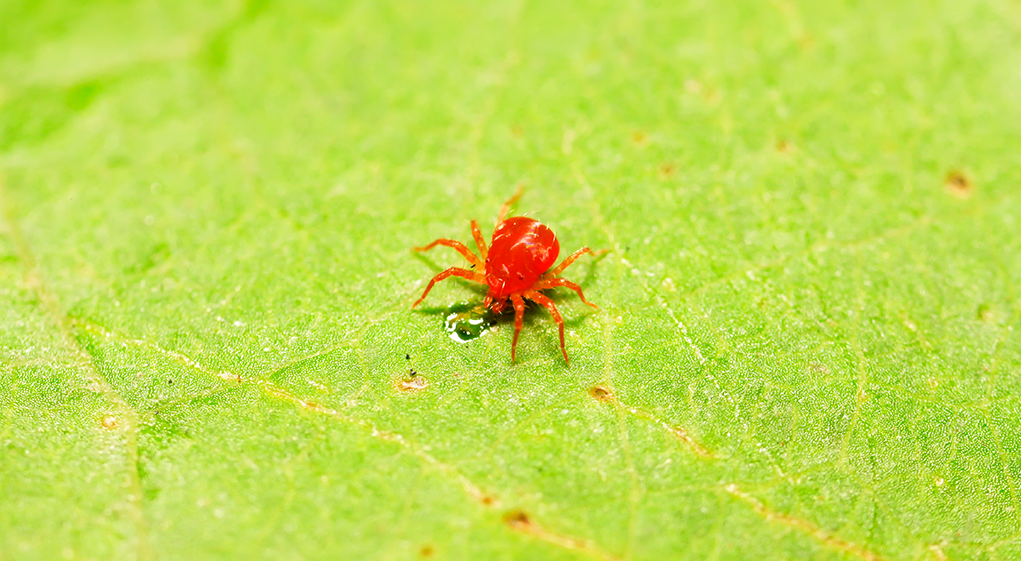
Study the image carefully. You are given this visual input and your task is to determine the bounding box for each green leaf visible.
[2,1,1020,560]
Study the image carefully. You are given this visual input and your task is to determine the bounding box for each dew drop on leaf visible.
[443,302,495,343]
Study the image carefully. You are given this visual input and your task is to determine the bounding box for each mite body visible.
[412,190,597,363]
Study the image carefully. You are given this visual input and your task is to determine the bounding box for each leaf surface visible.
[2,1,1021,560]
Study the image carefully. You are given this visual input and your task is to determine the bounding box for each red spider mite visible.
[412,189,598,364]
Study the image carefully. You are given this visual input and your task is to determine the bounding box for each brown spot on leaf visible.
[631,131,648,146]
[397,375,429,393]
[658,163,676,179]
[944,170,972,198]
[420,545,435,557]
[589,385,613,402]
[101,416,118,430]
[775,139,795,154]
[481,495,495,506]
[503,510,532,530]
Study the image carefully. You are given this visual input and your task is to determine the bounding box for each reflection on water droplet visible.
[444,302,495,343]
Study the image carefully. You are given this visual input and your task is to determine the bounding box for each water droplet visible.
[444,302,495,343]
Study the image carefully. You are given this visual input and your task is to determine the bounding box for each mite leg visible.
[534,277,598,308]
[524,290,568,365]
[470,220,488,260]
[414,239,483,269]
[496,185,525,224]
[412,267,485,308]
[548,246,594,277]
[510,293,526,363]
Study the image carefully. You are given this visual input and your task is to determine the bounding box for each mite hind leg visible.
[524,290,569,365]
[534,277,598,309]
[510,293,527,362]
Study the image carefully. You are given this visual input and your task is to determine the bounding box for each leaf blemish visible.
[658,163,676,179]
[944,170,972,198]
[101,416,118,430]
[775,139,795,154]
[419,545,434,557]
[397,375,429,393]
[503,510,532,529]
[589,385,614,402]
[501,508,619,559]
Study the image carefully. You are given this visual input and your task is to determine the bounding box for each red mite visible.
[412,189,598,364]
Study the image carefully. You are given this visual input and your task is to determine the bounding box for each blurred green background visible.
[2,0,1020,560]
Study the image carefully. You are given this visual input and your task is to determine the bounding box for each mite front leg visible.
[412,267,485,308]
[496,185,525,224]
[470,220,488,261]
[414,238,484,269]
[548,246,594,277]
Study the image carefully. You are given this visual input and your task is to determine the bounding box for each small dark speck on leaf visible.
[589,385,613,402]
[481,495,495,505]
[945,170,973,198]
[405,354,411,361]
